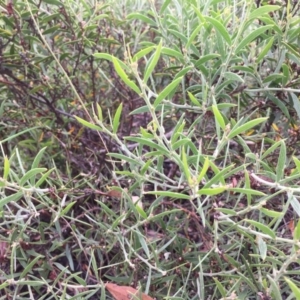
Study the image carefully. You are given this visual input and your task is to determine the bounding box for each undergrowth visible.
[1,0,300,299]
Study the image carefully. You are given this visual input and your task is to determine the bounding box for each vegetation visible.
[1,0,300,299]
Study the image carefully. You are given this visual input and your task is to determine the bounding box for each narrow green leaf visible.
[276,141,286,182]
[135,204,147,219]
[228,117,267,139]
[294,219,300,241]
[260,208,283,218]
[20,255,44,278]
[31,147,47,169]
[245,219,276,239]
[160,0,171,13]
[261,140,282,159]
[108,153,141,165]
[194,54,220,68]
[249,5,281,20]
[198,187,227,195]
[256,37,274,63]
[186,24,202,49]
[60,201,76,217]
[267,275,282,300]
[282,63,289,86]
[20,168,47,186]
[235,25,273,54]
[125,137,169,154]
[257,236,267,261]
[283,42,300,59]
[96,103,103,122]
[35,168,54,187]
[205,16,231,45]
[93,53,129,70]
[127,13,156,26]
[197,157,209,184]
[290,92,300,120]
[112,57,141,95]
[181,147,190,183]
[228,188,265,196]
[113,103,123,134]
[212,104,226,130]
[161,47,184,61]
[3,156,9,181]
[145,191,190,200]
[132,46,155,62]
[285,277,300,300]
[213,278,226,297]
[0,192,23,209]
[144,40,162,83]
[188,91,201,107]
[223,72,244,83]
[154,76,182,108]
[75,116,102,131]
[293,156,300,174]
[290,195,300,217]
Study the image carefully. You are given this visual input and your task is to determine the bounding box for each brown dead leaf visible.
[105,283,154,300]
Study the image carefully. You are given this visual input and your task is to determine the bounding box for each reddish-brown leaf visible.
[105,283,154,300]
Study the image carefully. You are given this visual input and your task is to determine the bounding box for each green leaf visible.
[228,188,265,196]
[126,13,156,26]
[228,117,267,139]
[193,54,220,68]
[181,147,191,183]
[160,0,171,13]
[260,208,283,218]
[31,147,47,169]
[223,72,244,82]
[186,24,202,49]
[144,40,162,83]
[294,220,300,241]
[212,104,226,130]
[113,103,123,134]
[257,236,267,261]
[0,192,23,209]
[290,92,300,120]
[20,168,47,186]
[112,56,141,95]
[42,0,62,6]
[35,168,54,187]
[205,16,231,45]
[125,137,169,155]
[188,91,201,107]
[154,76,182,107]
[235,25,273,54]
[96,103,103,122]
[197,157,209,184]
[93,53,129,72]
[245,220,276,239]
[290,195,300,217]
[213,278,226,297]
[161,47,184,61]
[145,191,190,200]
[276,141,286,182]
[198,187,227,195]
[249,5,281,20]
[293,156,300,174]
[3,156,9,181]
[75,116,102,131]
[285,277,300,300]
[132,46,155,62]
[20,255,44,278]
[282,63,289,86]
[256,37,274,64]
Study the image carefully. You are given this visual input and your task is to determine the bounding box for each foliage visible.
[1,0,300,299]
